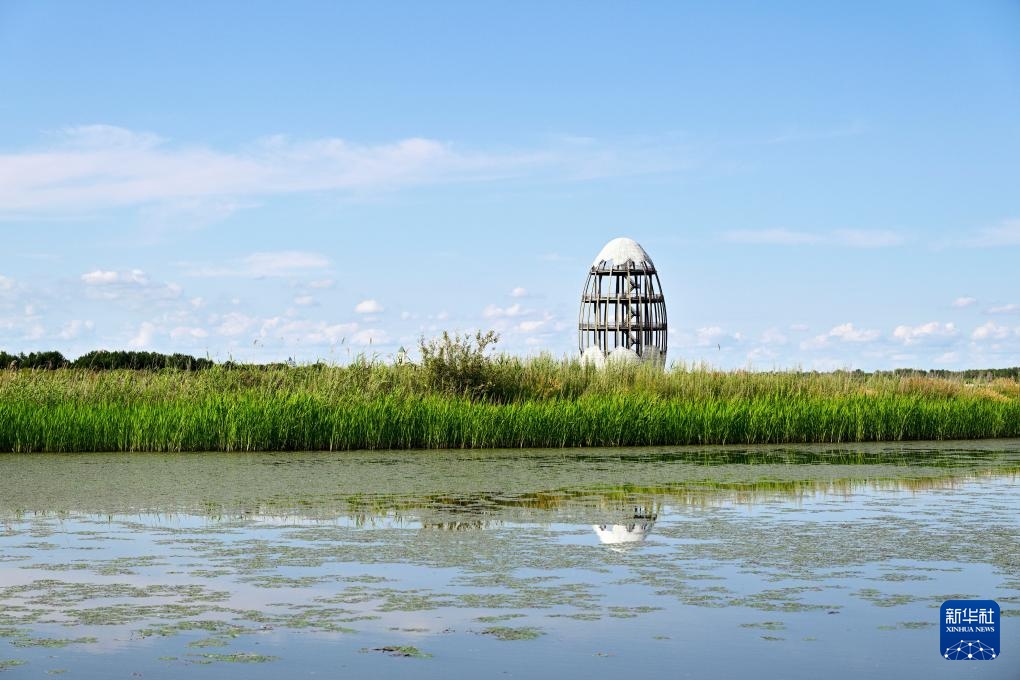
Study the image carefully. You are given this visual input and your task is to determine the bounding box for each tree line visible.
[1,346,1018,380]
[0,350,214,371]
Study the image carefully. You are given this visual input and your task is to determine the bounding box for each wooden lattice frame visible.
[578,258,667,361]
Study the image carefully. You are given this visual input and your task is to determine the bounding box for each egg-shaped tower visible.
[578,237,667,363]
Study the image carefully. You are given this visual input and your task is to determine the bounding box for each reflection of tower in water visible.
[593,507,656,549]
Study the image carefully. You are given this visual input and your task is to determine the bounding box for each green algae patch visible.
[190,652,278,663]
[607,605,662,618]
[740,621,786,631]
[853,588,920,607]
[475,613,526,623]
[363,646,432,658]
[0,660,26,672]
[9,636,97,648]
[481,626,544,641]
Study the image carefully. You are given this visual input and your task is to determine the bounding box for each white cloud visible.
[128,321,156,348]
[696,326,726,346]
[79,268,179,304]
[0,125,684,217]
[988,303,1020,314]
[482,303,523,319]
[215,312,255,336]
[760,327,787,345]
[59,319,94,340]
[802,322,880,349]
[183,250,330,278]
[258,317,359,346]
[294,295,315,306]
[723,229,904,248]
[59,124,164,150]
[829,322,880,342]
[0,275,15,290]
[962,218,1020,247]
[138,197,252,235]
[170,325,209,340]
[355,299,383,314]
[518,319,546,333]
[934,352,959,364]
[308,279,334,289]
[971,321,1011,341]
[81,270,121,285]
[724,229,821,246]
[833,229,905,248]
[351,329,390,346]
[511,287,528,298]
[892,321,957,345]
[245,251,328,276]
[81,268,150,286]
[952,296,977,308]
[747,346,778,362]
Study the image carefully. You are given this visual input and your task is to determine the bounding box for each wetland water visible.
[1,442,1018,678]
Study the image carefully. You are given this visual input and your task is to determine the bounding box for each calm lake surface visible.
[1,441,1018,678]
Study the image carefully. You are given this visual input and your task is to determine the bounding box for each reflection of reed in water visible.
[420,519,493,531]
[338,468,1020,521]
[2,459,1017,524]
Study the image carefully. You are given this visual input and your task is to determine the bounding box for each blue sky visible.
[1,1,1019,369]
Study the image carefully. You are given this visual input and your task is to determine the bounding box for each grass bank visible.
[1,356,1018,451]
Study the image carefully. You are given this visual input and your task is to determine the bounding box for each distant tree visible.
[70,350,213,371]
[0,351,68,369]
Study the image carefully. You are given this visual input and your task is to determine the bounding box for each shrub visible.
[417,330,500,399]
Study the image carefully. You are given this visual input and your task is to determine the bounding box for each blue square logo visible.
[941,600,999,660]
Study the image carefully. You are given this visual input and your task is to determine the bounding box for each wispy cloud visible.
[169,325,208,341]
[482,303,524,319]
[971,321,1013,341]
[892,321,957,345]
[59,319,94,340]
[354,299,384,314]
[79,268,181,304]
[988,303,1020,314]
[723,228,904,248]
[952,296,977,308]
[0,125,692,219]
[81,269,148,285]
[960,218,1020,247]
[214,312,256,336]
[761,121,869,145]
[801,322,880,349]
[128,321,156,349]
[181,251,330,278]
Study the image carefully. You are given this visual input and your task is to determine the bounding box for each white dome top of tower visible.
[592,237,654,268]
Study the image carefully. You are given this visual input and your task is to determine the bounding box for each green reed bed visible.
[1,358,1018,451]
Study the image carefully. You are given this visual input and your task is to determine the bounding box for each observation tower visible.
[578,237,667,365]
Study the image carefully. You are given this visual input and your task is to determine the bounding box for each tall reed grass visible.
[2,357,1018,452]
